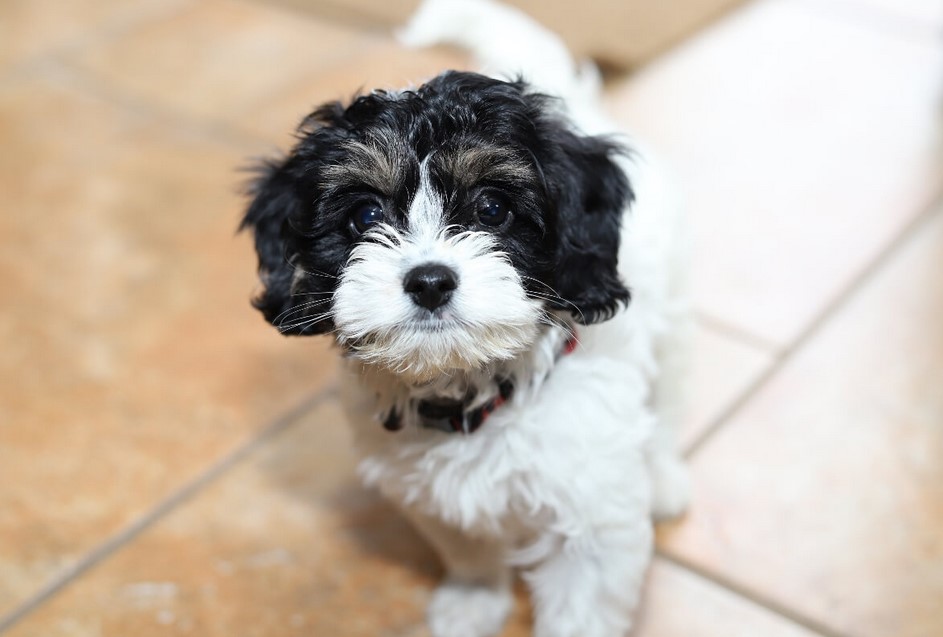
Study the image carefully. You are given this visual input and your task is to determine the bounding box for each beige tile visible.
[802,0,943,32]
[683,321,775,449]
[606,0,943,346]
[0,0,190,70]
[635,559,818,637]
[237,40,471,147]
[0,74,337,616]
[658,204,943,637]
[2,400,525,636]
[4,398,813,637]
[69,0,374,123]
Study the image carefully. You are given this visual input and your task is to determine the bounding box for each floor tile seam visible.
[0,57,59,92]
[232,36,393,119]
[50,38,387,153]
[219,35,390,121]
[681,359,776,458]
[654,550,852,637]
[684,185,943,458]
[0,385,338,634]
[47,59,275,153]
[0,0,195,86]
[694,311,783,355]
[240,0,400,35]
[783,0,941,43]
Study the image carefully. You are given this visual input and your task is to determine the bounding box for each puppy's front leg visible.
[400,506,512,637]
[524,521,653,637]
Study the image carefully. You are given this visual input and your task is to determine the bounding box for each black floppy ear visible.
[240,158,332,335]
[545,130,633,324]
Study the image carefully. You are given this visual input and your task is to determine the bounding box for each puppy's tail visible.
[397,0,600,107]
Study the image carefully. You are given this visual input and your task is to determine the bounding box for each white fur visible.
[408,156,445,235]
[333,156,544,379]
[337,2,691,635]
[333,222,543,380]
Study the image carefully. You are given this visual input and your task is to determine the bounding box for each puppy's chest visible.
[345,380,558,534]
[343,325,579,532]
[356,410,550,535]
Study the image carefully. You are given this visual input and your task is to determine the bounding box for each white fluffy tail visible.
[398,0,601,107]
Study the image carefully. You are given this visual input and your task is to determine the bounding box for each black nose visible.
[403,264,458,311]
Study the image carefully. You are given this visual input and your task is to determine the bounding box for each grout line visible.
[684,186,943,458]
[682,361,768,458]
[655,551,851,637]
[241,0,398,35]
[694,311,783,355]
[5,4,379,154]
[0,0,195,86]
[0,58,60,92]
[49,60,273,152]
[47,37,376,154]
[239,37,391,118]
[0,386,338,634]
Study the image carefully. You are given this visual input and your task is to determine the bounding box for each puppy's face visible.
[242,72,631,379]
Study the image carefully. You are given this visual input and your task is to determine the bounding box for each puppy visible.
[241,1,690,635]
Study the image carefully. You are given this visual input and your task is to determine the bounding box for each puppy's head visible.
[242,71,631,379]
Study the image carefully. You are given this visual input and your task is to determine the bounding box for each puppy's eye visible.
[349,202,384,235]
[476,195,511,227]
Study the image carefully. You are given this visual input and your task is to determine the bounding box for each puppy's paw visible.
[650,455,690,521]
[428,579,512,637]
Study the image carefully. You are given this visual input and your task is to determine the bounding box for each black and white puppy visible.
[242,1,689,635]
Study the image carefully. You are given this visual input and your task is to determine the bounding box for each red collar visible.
[383,330,578,435]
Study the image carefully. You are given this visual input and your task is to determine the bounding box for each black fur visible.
[539,127,633,323]
[240,71,633,335]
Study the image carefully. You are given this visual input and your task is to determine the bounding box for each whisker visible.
[292,267,339,280]
[271,299,332,324]
[519,275,566,298]
[525,291,585,323]
[525,291,563,302]
[537,309,575,335]
[289,291,335,298]
[522,278,586,324]
[283,255,339,280]
[278,310,336,333]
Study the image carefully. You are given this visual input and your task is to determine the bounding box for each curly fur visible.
[240,1,690,635]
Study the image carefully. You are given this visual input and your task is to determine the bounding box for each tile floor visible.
[0,0,940,635]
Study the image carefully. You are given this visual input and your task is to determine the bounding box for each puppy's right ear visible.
[240,157,308,332]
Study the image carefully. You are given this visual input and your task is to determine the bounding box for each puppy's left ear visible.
[544,128,633,324]
[240,156,333,335]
